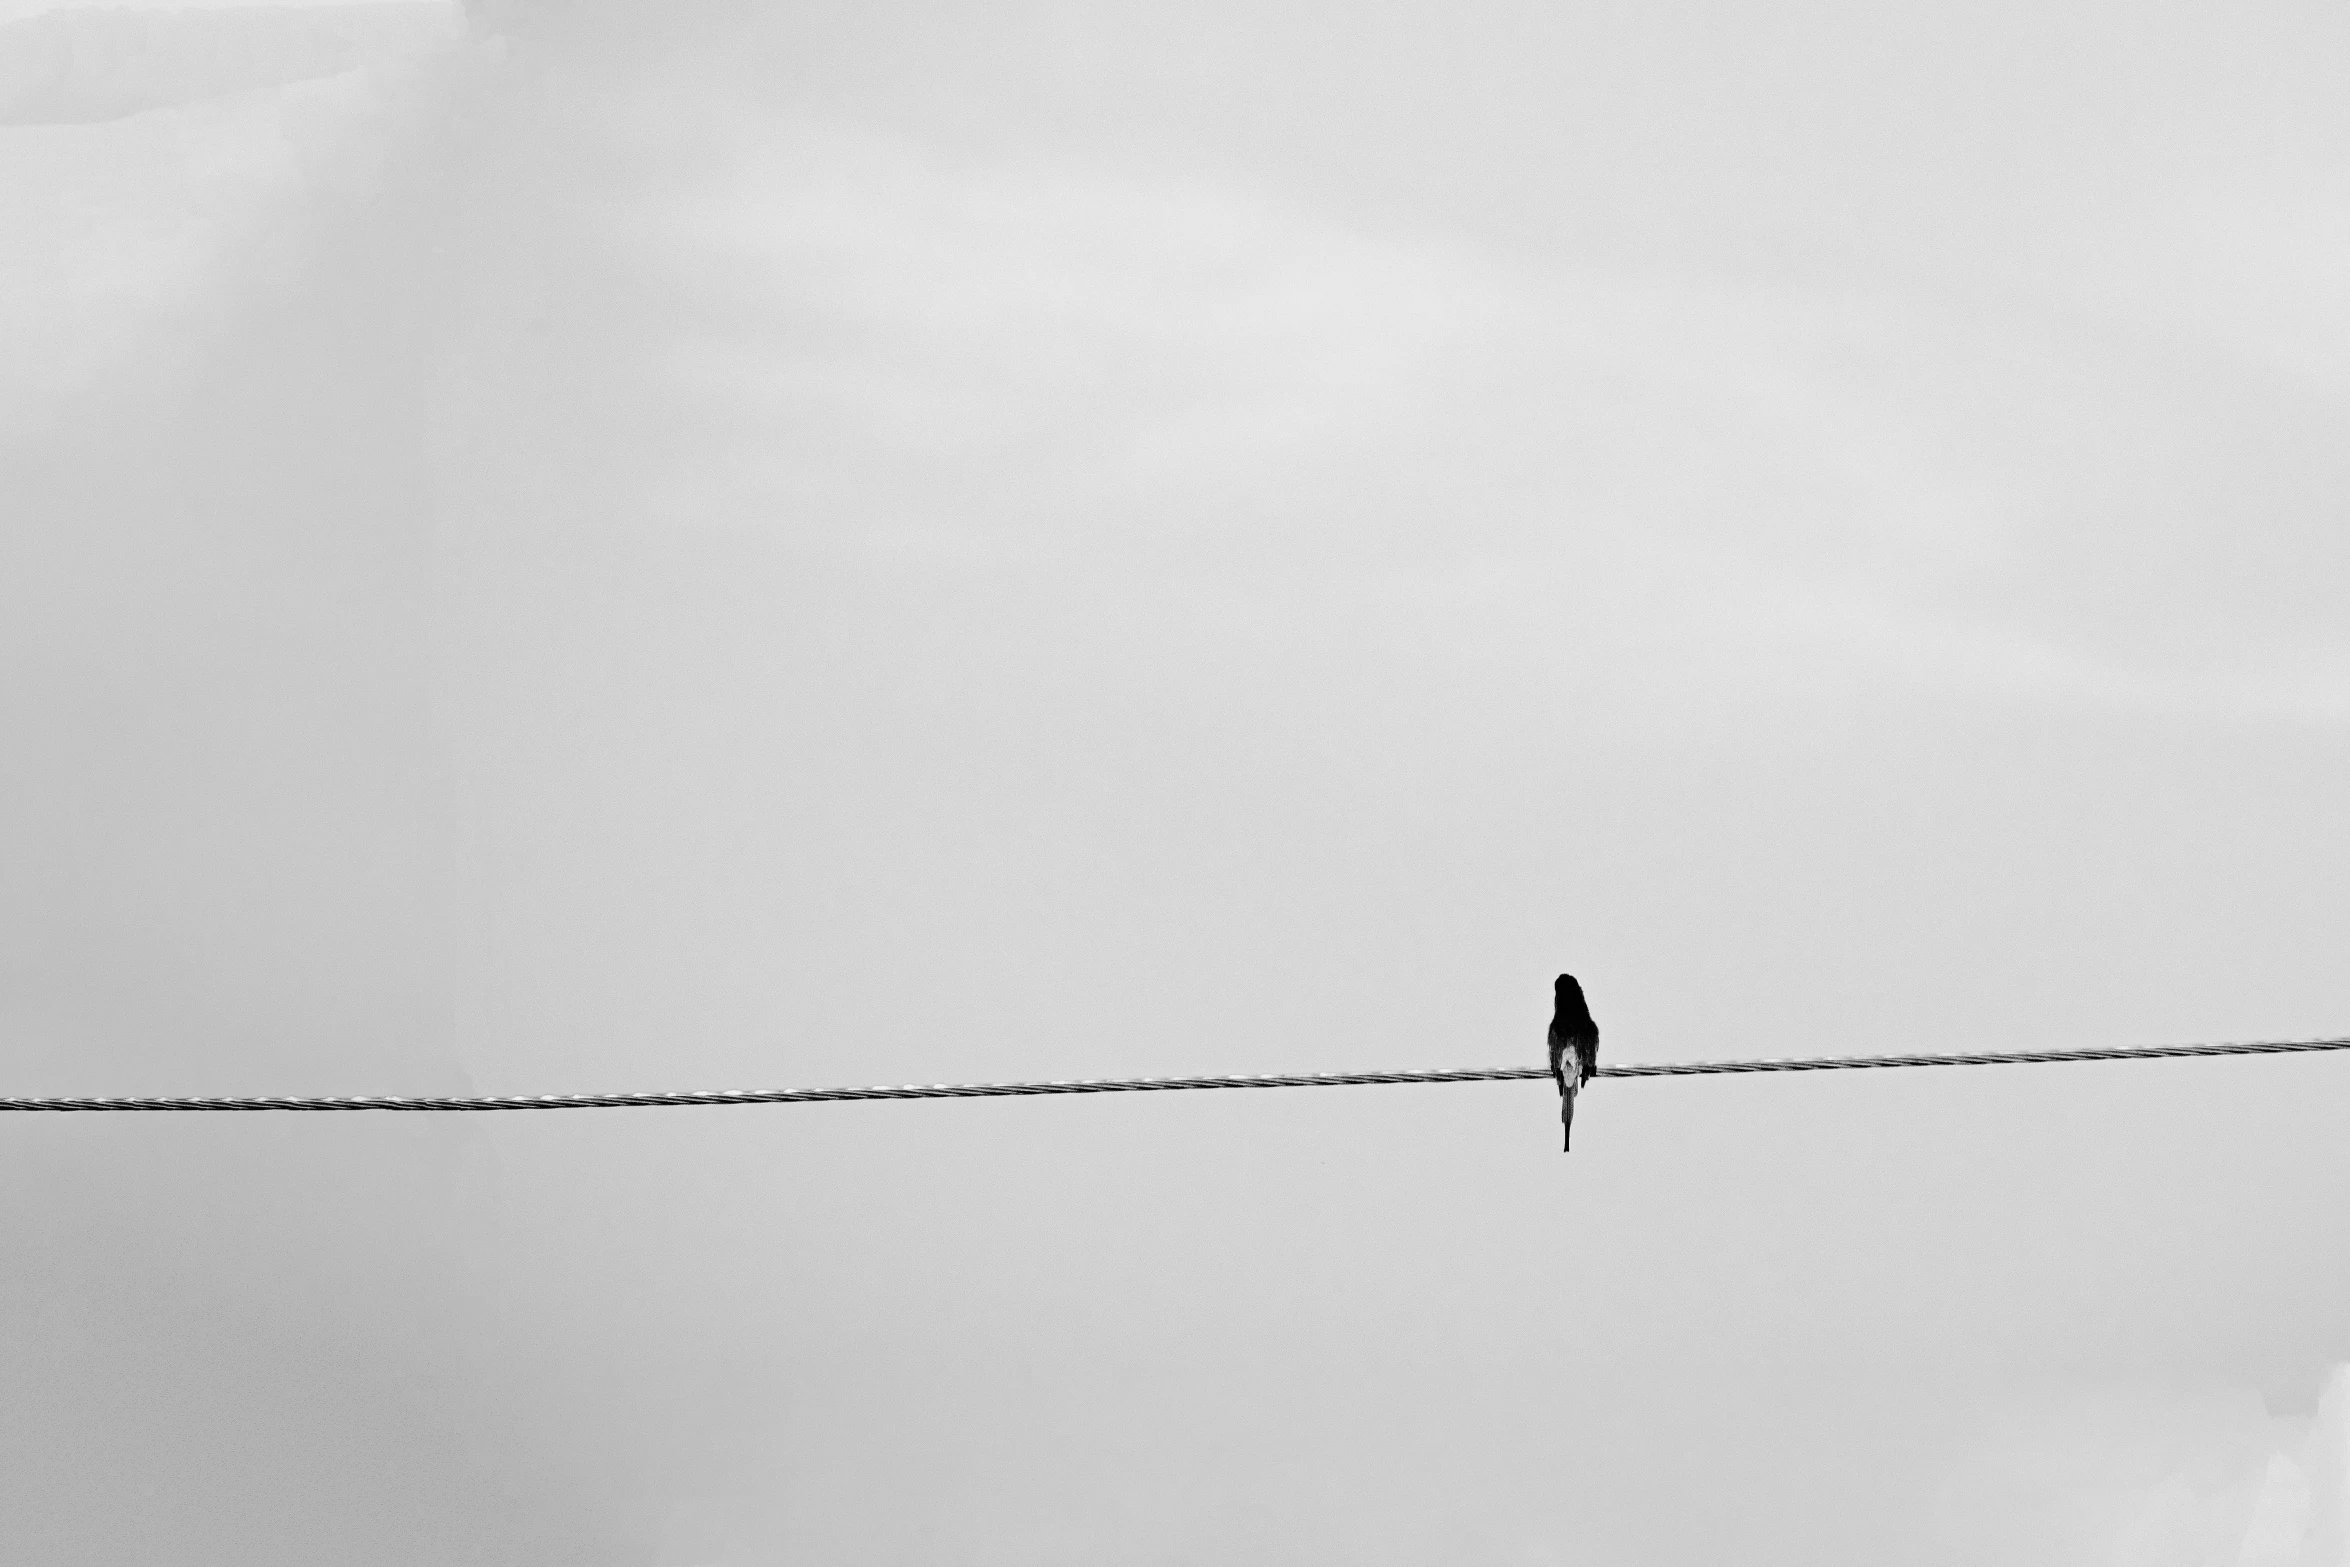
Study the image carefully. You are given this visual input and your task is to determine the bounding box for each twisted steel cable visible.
[3,1034,2345,1112]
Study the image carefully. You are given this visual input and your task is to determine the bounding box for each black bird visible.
[1547,974,1600,1152]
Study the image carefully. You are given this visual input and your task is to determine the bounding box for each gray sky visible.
[3,1,2347,1562]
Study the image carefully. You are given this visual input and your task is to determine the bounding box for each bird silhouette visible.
[1548,974,1600,1152]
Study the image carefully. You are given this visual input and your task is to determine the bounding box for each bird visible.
[1547,974,1600,1152]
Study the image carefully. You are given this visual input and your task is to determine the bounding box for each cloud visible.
[0,6,463,425]
[1935,1366,2350,1566]
[444,58,2346,732]
[0,3,457,125]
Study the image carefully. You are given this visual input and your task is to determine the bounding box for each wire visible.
[3,1035,2344,1112]
[1604,1036,2350,1076]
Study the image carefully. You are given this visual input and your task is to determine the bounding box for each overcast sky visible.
[4,2,2348,1563]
